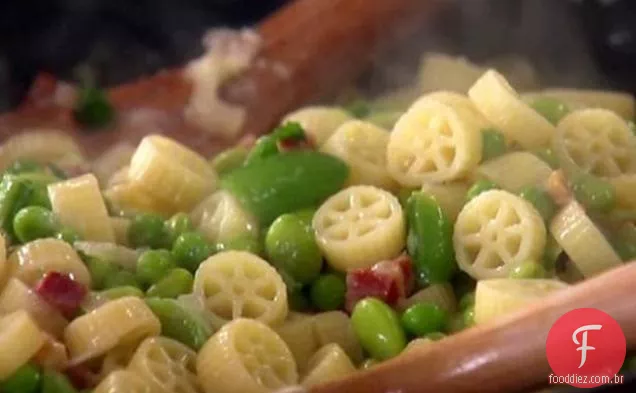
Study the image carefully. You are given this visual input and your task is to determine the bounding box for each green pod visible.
[1,363,41,393]
[243,122,306,166]
[41,370,77,393]
[146,268,194,299]
[406,191,456,285]
[265,212,323,285]
[221,151,348,225]
[351,297,407,361]
[145,297,213,351]
[211,146,249,176]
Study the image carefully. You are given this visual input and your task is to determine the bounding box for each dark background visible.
[0,0,635,391]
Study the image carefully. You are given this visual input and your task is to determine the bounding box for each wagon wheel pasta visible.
[275,313,319,374]
[94,369,152,393]
[128,336,200,393]
[0,310,46,379]
[282,106,352,146]
[193,251,288,329]
[550,201,623,278]
[468,70,555,149]
[387,98,482,186]
[552,109,636,177]
[454,190,547,280]
[92,142,136,186]
[301,344,356,388]
[191,190,258,244]
[0,129,85,171]
[129,134,218,212]
[310,311,363,365]
[321,120,397,191]
[475,152,553,193]
[11,238,91,287]
[474,279,569,325]
[64,296,161,363]
[417,91,491,131]
[48,174,116,242]
[197,318,298,393]
[312,185,405,271]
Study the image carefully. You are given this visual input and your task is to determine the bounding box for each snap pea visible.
[518,185,557,221]
[570,173,616,212]
[463,305,476,328]
[145,298,213,351]
[310,274,346,311]
[101,285,145,300]
[172,232,212,272]
[243,122,307,166]
[466,179,498,201]
[103,270,142,290]
[41,370,78,393]
[221,151,348,225]
[406,191,455,286]
[56,227,81,245]
[214,232,262,255]
[127,213,171,249]
[424,332,446,341]
[136,249,177,285]
[164,213,193,246]
[146,268,194,299]
[0,174,52,239]
[84,255,120,290]
[1,363,41,393]
[13,206,61,243]
[211,146,249,176]
[509,260,546,279]
[351,297,407,361]
[530,97,570,125]
[480,128,507,161]
[265,212,323,285]
[458,292,476,311]
[533,147,559,169]
[400,303,448,337]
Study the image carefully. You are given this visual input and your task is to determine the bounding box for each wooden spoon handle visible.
[311,262,636,393]
[221,0,442,136]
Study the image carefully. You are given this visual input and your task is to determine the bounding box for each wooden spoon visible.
[0,0,442,155]
[310,262,636,393]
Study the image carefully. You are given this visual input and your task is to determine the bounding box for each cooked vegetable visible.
[145,298,213,350]
[351,298,407,360]
[480,128,507,161]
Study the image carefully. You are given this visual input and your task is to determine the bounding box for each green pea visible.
[360,359,379,369]
[463,306,476,328]
[214,233,262,255]
[101,286,145,300]
[164,213,193,246]
[310,274,346,311]
[458,292,475,311]
[265,213,323,285]
[518,185,557,221]
[1,363,41,393]
[127,213,170,249]
[424,331,446,341]
[136,249,177,285]
[398,188,417,208]
[84,256,120,290]
[570,174,616,212]
[351,297,407,361]
[480,128,507,161]
[41,370,77,393]
[530,97,570,125]
[400,303,448,337]
[288,289,311,312]
[533,147,560,169]
[12,206,60,243]
[73,85,114,129]
[466,179,498,201]
[172,232,212,272]
[509,261,546,279]
[146,268,194,299]
[103,270,141,290]
[145,298,213,351]
[211,146,249,176]
[55,227,81,245]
